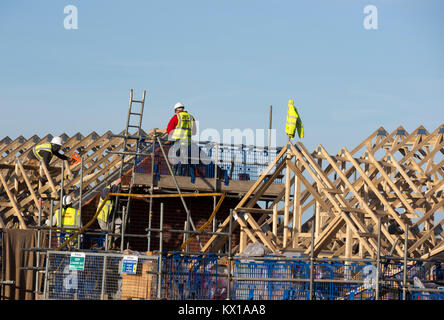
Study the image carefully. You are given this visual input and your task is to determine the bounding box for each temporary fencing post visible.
[309,211,316,300]
[43,251,50,299]
[101,255,107,300]
[375,216,381,300]
[227,209,233,300]
[156,254,162,299]
[402,222,409,300]
[36,203,42,295]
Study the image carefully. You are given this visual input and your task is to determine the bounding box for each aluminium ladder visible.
[111,89,147,250]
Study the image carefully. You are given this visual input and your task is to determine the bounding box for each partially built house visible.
[0,90,443,300]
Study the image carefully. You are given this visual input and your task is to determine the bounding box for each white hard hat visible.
[62,195,72,206]
[51,136,63,146]
[174,102,184,111]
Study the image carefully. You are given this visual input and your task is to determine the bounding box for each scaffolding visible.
[0,89,442,300]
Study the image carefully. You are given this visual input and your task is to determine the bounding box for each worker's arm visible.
[166,115,178,135]
[52,150,70,161]
[101,186,110,199]
[100,184,119,200]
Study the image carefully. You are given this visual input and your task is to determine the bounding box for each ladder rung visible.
[111,134,142,140]
[128,125,140,128]
[130,112,142,116]
[131,100,144,103]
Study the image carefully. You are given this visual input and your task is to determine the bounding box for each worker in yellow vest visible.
[97,178,121,231]
[27,136,70,167]
[46,195,80,243]
[166,102,197,181]
[285,100,304,140]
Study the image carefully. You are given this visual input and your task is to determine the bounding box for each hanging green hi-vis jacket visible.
[285,100,304,139]
[171,111,194,145]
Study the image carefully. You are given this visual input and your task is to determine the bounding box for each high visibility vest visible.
[32,143,53,161]
[171,111,193,145]
[285,100,304,139]
[55,207,80,229]
[98,188,114,223]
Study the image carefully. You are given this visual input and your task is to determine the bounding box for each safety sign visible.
[122,255,138,274]
[69,252,85,271]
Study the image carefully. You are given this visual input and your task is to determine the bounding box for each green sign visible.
[69,252,85,271]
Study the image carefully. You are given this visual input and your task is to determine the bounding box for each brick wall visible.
[127,196,240,252]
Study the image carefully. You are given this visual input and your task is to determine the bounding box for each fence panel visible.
[314,263,375,300]
[45,251,159,300]
[411,292,444,300]
[43,251,443,300]
[232,260,311,300]
[160,253,219,300]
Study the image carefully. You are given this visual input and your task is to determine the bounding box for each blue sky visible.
[0,0,442,154]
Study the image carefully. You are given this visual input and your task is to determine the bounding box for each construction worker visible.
[166,102,197,180]
[46,195,81,244]
[97,178,121,231]
[27,136,70,167]
[166,102,197,144]
[285,100,304,140]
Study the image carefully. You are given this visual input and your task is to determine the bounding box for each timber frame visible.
[1,125,442,260]
[0,130,148,228]
[202,125,444,260]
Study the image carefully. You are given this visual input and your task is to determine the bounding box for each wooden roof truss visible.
[202,125,444,259]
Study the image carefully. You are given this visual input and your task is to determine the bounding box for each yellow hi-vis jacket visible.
[55,207,80,229]
[32,143,53,160]
[98,188,114,224]
[172,111,194,145]
[285,100,304,139]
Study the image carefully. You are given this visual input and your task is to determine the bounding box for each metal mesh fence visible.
[232,260,311,300]
[45,251,159,300]
[160,252,219,300]
[313,263,375,300]
[43,251,444,300]
[232,260,375,300]
[412,292,444,300]
[134,139,282,183]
